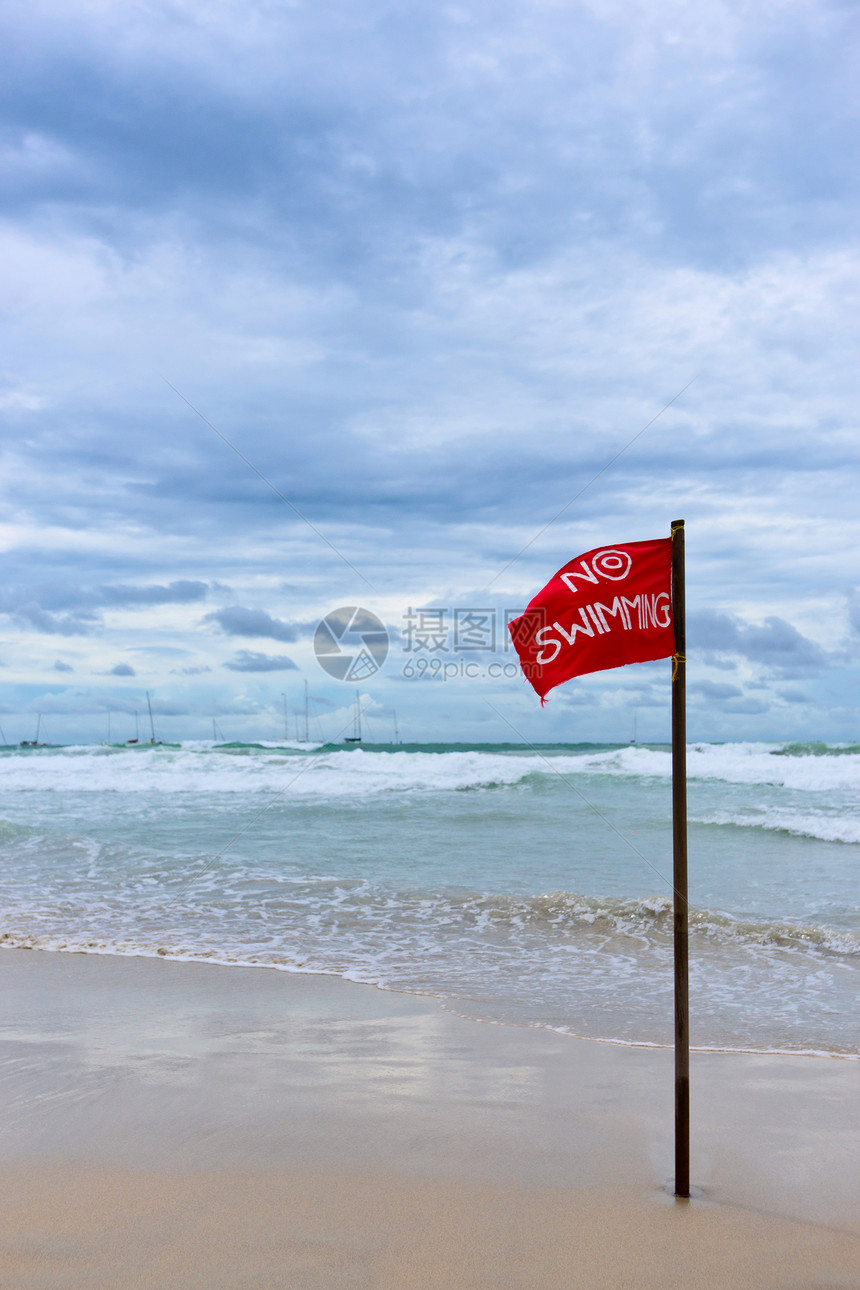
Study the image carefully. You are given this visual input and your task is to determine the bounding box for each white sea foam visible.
[0,746,538,796]
[695,807,860,845]
[2,879,858,1055]
[2,741,859,797]
[3,738,859,1055]
[564,742,860,792]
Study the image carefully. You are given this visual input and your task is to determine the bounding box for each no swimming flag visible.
[508,538,676,702]
[507,522,690,1198]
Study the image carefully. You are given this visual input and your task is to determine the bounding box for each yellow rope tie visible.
[672,653,686,682]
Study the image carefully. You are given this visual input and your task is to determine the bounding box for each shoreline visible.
[1,947,859,1287]
[2,940,858,1062]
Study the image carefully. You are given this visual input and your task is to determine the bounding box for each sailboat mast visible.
[146,691,156,743]
[344,690,363,743]
[304,681,310,743]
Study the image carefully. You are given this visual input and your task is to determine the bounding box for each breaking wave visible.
[2,882,858,967]
[1,739,859,798]
[695,808,860,846]
[2,739,858,1054]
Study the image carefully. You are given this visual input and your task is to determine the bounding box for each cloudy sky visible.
[1,0,858,744]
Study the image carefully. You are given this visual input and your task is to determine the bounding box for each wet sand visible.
[1,948,858,1288]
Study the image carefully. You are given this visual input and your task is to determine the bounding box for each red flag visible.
[508,538,675,702]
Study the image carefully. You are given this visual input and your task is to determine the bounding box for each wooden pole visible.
[671,519,690,1198]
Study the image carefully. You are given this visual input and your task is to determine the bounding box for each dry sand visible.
[1,948,858,1288]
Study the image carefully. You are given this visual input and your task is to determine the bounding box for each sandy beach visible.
[1,947,858,1288]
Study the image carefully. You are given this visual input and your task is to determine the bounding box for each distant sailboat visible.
[294,681,311,743]
[630,711,638,745]
[127,711,139,744]
[145,691,161,744]
[20,713,48,747]
[344,691,362,743]
[393,709,400,745]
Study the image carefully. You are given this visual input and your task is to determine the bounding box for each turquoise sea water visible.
[1,740,858,1055]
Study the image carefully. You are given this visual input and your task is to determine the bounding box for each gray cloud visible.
[148,700,190,717]
[0,581,211,635]
[99,581,209,606]
[1,603,100,635]
[558,688,599,707]
[109,663,135,676]
[3,0,855,276]
[52,660,74,672]
[691,681,743,702]
[688,612,829,679]
[204,606,306,642]
[0,1,858,740]
[847,593,860,638]
[0,582,210,613]
[224,650,298,672]
[776,688,815,705]
[721,697,770,716]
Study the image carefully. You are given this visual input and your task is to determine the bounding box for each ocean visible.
[1,740,858,1057]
